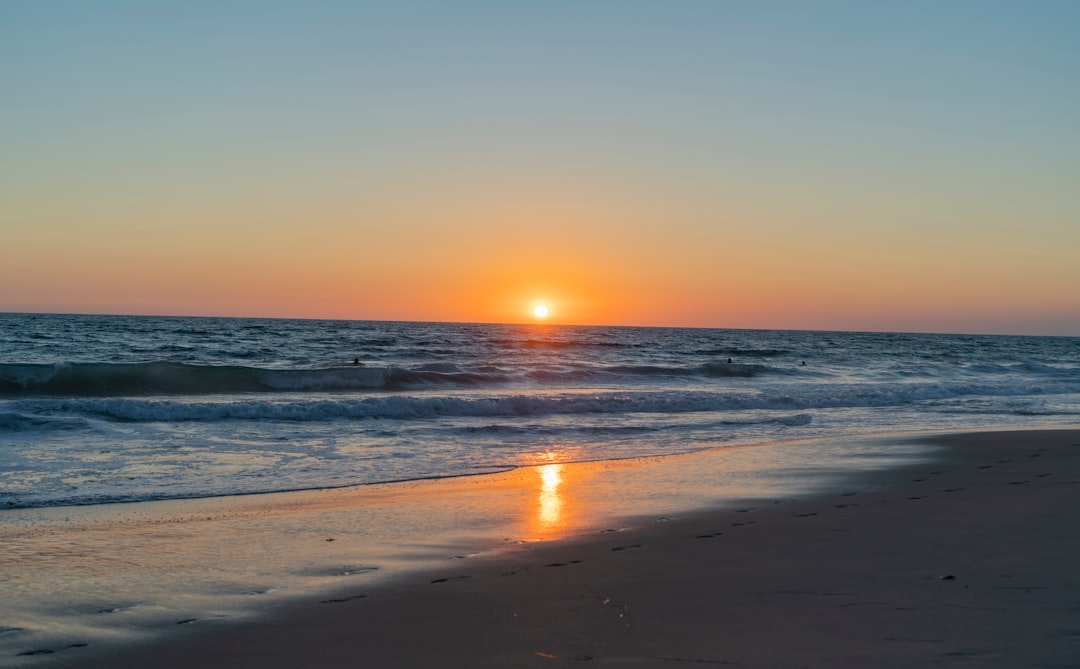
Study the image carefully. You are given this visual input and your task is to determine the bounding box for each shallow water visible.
[0,431,939,663]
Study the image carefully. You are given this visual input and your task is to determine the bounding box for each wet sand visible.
[43,428,1080,668]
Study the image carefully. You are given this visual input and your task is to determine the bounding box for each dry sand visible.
[39,429,1080,667]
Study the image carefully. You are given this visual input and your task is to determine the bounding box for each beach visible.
[17,427,1079,668]
[7,1,1080,664]
[5,318,1079,668]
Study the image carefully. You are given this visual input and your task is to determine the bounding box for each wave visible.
[0,411,91,432]
[452,413,813,437]
[9,377,1080,426]
[0,362,499,397]
[698,348,791,358]
[18,355,1068,400]
[485,337,640,350]
[0,360,792,398]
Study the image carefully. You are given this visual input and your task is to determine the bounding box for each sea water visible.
[3,313,1079,509]
[3,313,1080,662]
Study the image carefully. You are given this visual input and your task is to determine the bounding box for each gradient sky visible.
[3,1,1078,334]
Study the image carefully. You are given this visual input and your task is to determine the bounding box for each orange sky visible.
[3,3,1079,335]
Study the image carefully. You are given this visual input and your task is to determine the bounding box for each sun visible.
[533,304,549,319]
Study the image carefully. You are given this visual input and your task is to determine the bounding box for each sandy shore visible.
[36,428,1076,668]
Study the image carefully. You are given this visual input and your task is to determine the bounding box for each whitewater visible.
[2,313,1079,509]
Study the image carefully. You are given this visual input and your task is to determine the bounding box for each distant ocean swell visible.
[5,378,1079,430]
[0,360,786,397]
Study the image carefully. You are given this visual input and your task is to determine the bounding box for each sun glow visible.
[533,304,549,319]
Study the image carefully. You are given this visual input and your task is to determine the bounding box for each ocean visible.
[3,313,1079,510]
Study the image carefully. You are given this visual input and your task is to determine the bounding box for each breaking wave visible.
[8,377,1079,427]
[0,360,786,398]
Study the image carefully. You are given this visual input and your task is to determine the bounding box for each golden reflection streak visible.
[536,463,564,528]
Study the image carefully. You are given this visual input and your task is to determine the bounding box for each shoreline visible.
[13,427,1080,668]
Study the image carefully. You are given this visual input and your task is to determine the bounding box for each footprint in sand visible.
[610,544,644,552]
[175,616,227,625]
[321,594,367,604]
[336,566,379,576]
[98,604,137,614]
[17,644,88,657]
[544,560,583,567]
[430,575,471,584]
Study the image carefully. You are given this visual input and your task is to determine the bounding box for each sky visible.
[3,1,1078,335]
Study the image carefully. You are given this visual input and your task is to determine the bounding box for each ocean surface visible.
[2,313,1079,510]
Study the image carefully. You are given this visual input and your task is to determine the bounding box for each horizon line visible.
[2,309,1075,339]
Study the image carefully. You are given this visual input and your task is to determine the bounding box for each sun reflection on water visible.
[537,463,564,528]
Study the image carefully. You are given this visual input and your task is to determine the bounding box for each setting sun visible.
[533,304,549,319]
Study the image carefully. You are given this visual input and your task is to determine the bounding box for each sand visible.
[28,429,1080,667]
